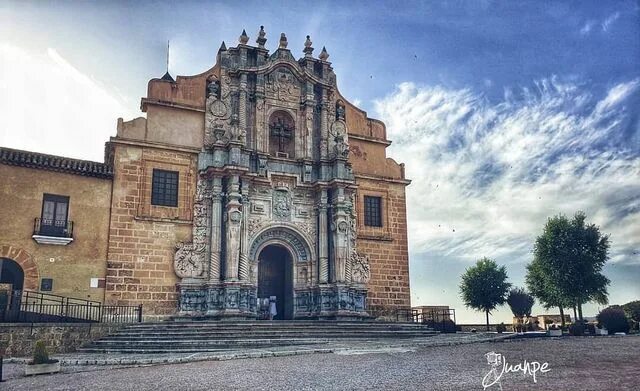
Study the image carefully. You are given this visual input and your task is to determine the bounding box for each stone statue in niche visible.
[336,100,346,121]
[330,120,349,158]
[258,156,268,176]
[207,79,220,99]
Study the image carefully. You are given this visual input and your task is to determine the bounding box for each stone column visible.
[331,187,349,283]
[238,179,250,281]
[239,73,247,144]
[225,175,242,281]
[318,189,329,283]
[320,88,329,159]
[305,81,315,160]
[208,176,223,282]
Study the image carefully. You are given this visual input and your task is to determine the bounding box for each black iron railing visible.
[1,290,142,323]
[33,218,74,238]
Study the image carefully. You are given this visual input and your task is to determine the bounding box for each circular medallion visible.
[209,100,227,117]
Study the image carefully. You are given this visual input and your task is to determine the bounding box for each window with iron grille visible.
[364,196,382,227]
[151,169,179,207]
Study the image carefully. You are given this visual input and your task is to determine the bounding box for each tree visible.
[622,300,640,323]
[527,212,610,322]
[526,257,571,327]
[507,287,535,324]
[459,257,511,331]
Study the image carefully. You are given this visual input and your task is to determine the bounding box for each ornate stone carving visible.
[330,120,349,158]
[265,67,300,103]
[174,242,206,278]
[248,217,264,237]
[249,227,310,262]
[174,177,211,279]
[273,188,291,219]
[351,250,371,284]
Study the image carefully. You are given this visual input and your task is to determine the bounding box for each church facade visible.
[0,30,411,320]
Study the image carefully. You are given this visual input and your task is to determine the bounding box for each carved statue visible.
[207,80,220,99]
[336,101,346,121]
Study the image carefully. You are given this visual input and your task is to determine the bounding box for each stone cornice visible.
[354,173,411,185]
[109,137,201,154]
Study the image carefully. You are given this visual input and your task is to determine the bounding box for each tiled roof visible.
[0,147,113,179]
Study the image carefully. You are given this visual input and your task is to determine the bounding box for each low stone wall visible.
[0,323,125,357]
[458,323,513,332]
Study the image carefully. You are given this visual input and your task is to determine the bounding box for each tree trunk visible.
[559,307,565,328]
[573,306,577,322]
[486,310,490,331]
[578,303,583,321]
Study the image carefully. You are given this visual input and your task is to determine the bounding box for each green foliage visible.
[621,300,640,322]
[32,340,50,365]
[459,257,511,328]
[597,306,630,334]
[525,212,610,320]
[496,322,506,333]
[506,287,535,319]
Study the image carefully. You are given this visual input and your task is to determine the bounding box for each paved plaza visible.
[2,334,639,390]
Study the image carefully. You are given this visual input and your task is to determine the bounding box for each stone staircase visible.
[79,321,438,353]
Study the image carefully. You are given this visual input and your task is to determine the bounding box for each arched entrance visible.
[0,258,24,292]
[258,245,293,320]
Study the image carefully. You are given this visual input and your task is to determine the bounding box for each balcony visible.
[32,218,74,245]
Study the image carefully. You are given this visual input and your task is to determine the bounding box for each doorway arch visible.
[0,258,25,292]
[257,244,293,320]
[0,245,38,291]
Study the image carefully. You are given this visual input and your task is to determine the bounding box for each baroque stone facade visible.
[172,31,372,319]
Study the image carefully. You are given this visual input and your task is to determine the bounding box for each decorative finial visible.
[219,41,227,51]
[239,29,249,45]
[319,46,329,61]
[303,35,314,58]
[279,33,288,49]
[256,25,267,48]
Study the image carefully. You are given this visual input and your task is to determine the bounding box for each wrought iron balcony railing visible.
[33,217,74,238]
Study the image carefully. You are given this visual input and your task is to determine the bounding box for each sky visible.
[1,1,639,323]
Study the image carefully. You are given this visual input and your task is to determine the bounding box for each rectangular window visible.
[40,194,69,236]
[364,196,383,227]
[151,169,179,207]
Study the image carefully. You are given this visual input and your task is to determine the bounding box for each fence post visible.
[137,305,143,323]
[0,354,4,382]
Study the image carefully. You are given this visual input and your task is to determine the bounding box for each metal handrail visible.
[2,290,142,324]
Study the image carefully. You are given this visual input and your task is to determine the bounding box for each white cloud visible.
[0,43,137,161]
[580,20,596,35]
[602,11,621,32]
[375,78,640,267]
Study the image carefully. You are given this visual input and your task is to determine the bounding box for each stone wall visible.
[105,142,197,319]
[0,323,124,357]
[355,177,411,314]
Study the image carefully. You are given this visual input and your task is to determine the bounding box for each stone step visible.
[100,333,435,342]
[121,324,429,330]
[81,321,436,354]
[105,330,436,336]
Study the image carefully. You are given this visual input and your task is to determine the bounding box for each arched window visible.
[268,111,295,158]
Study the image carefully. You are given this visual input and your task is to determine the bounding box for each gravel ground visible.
[2,335,638,390]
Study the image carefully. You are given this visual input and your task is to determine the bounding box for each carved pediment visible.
[265,66,301,103]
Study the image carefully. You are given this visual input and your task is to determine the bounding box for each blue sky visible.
[1,1,639,323]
